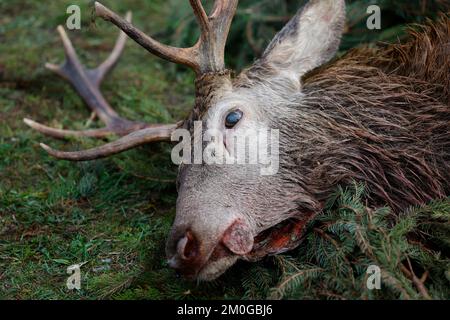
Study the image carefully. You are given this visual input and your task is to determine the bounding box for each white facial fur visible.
[204,88,270,166]
[167,0,347,281]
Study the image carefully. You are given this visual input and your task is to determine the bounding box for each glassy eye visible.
[225,110,243,129]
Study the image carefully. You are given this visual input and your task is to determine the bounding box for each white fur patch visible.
[264,0,345,81]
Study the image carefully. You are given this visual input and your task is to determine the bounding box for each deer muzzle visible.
[166,218,254,280]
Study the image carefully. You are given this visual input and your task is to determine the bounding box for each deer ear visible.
[261,0,345,82]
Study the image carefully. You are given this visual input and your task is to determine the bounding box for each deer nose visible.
[176,230,199,261]
[166,219,255,280]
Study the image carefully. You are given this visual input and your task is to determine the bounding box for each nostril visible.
[177,231,199,261]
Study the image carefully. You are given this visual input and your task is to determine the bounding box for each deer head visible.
[25,0,346,281]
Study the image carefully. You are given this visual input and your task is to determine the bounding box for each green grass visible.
[1,0,449,300]
[0,0,259,300]
[0,0,195,299]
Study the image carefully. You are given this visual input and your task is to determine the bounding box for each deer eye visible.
[225,110,243,129]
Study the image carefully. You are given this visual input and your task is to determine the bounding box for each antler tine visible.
[25,11,181,160]
[26,1,241,162]
[39,123,179,161]
[45,25,82,81]
[24,12,158,139]
[91,11,132,86]
[209,0,239,43]
[94,2,199,72]
[198,0,238,72]
[26,14,135,140]
[189,0,211,35]
[94,1,239,75]
[23,118,112,139]
[210,0,239,19]
[46,12,132,88]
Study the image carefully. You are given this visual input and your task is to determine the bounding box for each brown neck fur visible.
[287,15,450,212]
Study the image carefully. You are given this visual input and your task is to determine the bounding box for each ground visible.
[1,0,449,300]
[0,0,231,299]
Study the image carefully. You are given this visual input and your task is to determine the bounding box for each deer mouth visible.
[246,216,315,260]
[196,215,315,281]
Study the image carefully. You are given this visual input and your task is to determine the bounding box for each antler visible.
[24,12,179,160]
[94,0,238,75]
[25,1,239,161]
[39,125,177,161]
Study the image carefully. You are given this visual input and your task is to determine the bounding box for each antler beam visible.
[25,1,239,161]
[24,12,179,160]
[94,0,238,75]
[40,124,179,161]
